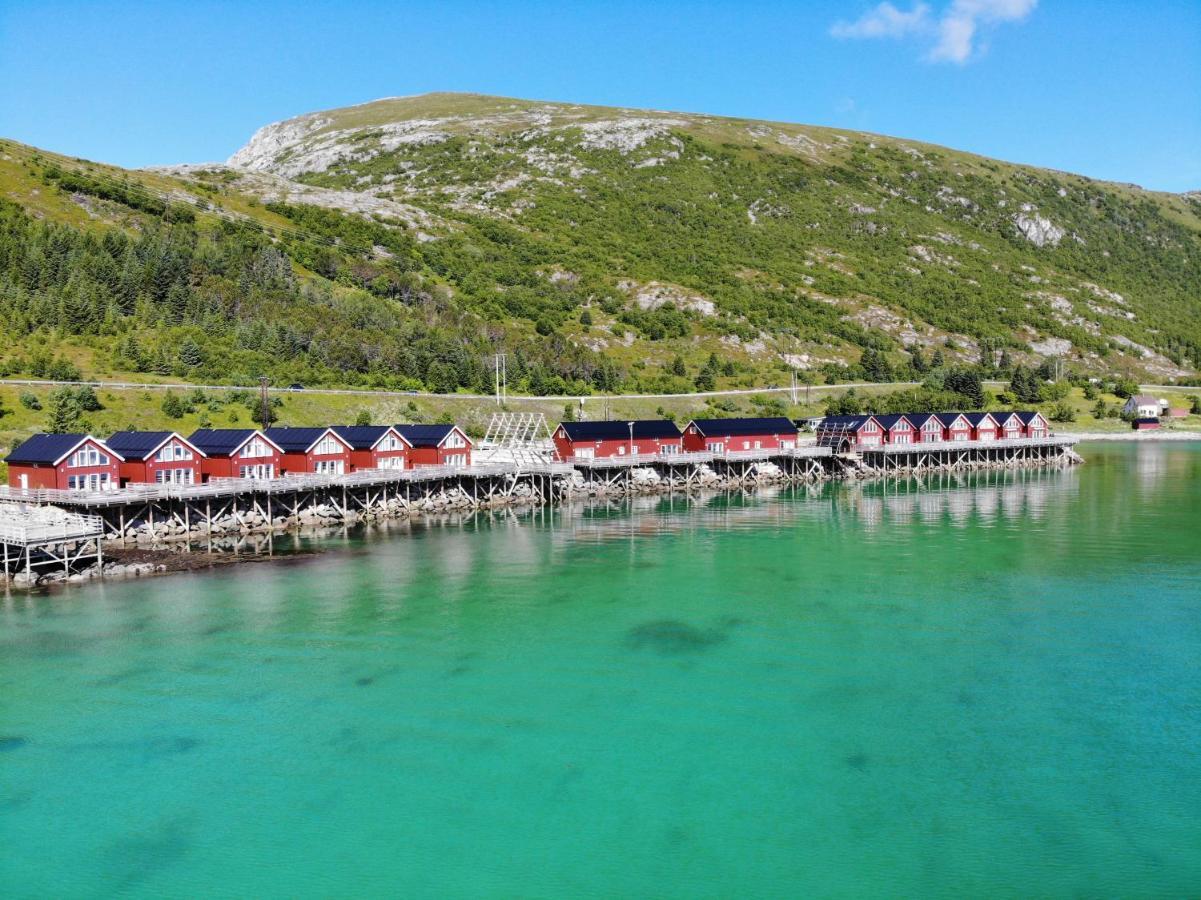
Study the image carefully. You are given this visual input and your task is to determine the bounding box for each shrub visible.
[1050,402,1076,423]
[19,391,41,411]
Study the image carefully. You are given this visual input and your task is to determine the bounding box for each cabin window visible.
[68,446,108,468]
[378,456,406,469]
[379,434,404,451]
[444,432,466,448]
[68,472,110,491]
[314,459,344,475]
[313,436,344,455]
[241,439,271,459]
[444,453,467,467]
[156,442,192,462]
[659,445,679,456]
[238,464,274,479]
[155,467,194,485]
[781,440,795,450]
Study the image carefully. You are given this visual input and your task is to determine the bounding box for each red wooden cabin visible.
[333,425,412,471]
[874,414,916,445]
[997,412,1025,441]
[965,412,1000,441]
[934,413,973,442]
[1016,411,1050,438]
[105,431,205,486]
[393,424,473,467]
[264,427,354,475]
[553,420,684,460]
[188,429,283,481]
[681,417,798,453]
[908,413,945,443]
[5,434,122,492]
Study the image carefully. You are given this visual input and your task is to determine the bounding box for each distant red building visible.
[188,429,283,481]
[1132,417,1161,431]
[333,425,413,471]
[681,417,797,453]
[105,431,206,486]
[5,434,122,491]
[264,427,354,475]
[553,420,683,460]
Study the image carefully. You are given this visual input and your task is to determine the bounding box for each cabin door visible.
[18,473,28,490]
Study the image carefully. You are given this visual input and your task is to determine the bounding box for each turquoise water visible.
[2,443,1199,898]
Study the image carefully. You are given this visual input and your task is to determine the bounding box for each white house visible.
[1122,394,1162,418]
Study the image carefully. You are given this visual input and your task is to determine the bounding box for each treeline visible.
[0,198,615,395]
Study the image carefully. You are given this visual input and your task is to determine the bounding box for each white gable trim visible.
[369,426,413,451]
[51,435,125,466]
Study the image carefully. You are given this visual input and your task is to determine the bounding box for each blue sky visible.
[1,1,1198,191]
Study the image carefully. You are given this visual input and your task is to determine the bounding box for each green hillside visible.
[1,92,1199,402]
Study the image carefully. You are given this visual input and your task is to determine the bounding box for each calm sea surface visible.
[2,442,1199,898]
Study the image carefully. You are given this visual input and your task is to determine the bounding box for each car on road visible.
[287,383,305,392]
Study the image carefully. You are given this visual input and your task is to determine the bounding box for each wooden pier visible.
[851,436,1079,473]
[0,436,1078,558]
[0,504,104,583]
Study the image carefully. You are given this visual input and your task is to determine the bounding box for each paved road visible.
[0,378,1192,403]
[0,378,922,402]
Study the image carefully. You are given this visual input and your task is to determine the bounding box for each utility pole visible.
[495,354,501,406]
[258,376,270,427]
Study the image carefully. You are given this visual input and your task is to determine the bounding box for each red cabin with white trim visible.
[105,431,205,486]
[997,413,1025,441]
[189,429,283,481]
[4,434,122,492]
[875,414,916,445]
[965,412,1000,442]
[264,427,354,475]
[681,417,798,453]
[333,425,412,471]
[553,420,684,460]
[935,413,973,442]
[394,424,473,467]
[1018,411,1049,438]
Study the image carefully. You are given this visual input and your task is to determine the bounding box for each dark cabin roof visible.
[873,414,913,430]
[332,425,407,451]
[1133,417,1160,425]
[557,420,683,442]
[816,415,873,431]
[934,412,970,426]
[963,412,998,426]
[5,433,117,465]
[1015,410,1046,424]
[188,429,274,456]
[105,430,202,460]
[907,412,939,426]
[393,423,469,448]
[687,417,796,437]
[263,427,345,453]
